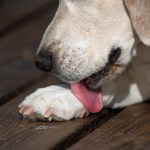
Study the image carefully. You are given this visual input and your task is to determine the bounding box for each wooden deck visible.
[0,1,150,150]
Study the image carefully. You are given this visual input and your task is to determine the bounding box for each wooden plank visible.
[0,0,55,32]
[0,1,58,105]
[0,77,116,150]
[69,103,150,150]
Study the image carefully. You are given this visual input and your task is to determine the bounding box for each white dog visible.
[19,0,150,121]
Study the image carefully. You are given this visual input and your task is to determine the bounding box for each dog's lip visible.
[83,71,105,90]
[82,63,125,90]
[82,66,110,90]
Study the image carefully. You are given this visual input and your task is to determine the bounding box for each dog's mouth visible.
[71,48,121,113]
[70,69,109,113]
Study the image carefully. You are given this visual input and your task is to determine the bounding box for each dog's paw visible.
[18,85,88,121]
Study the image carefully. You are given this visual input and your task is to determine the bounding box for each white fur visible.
[19,0,150,121]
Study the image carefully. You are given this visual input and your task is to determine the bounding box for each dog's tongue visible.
[71,82,103,113]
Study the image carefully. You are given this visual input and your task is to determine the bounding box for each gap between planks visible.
[0,0,58,105]
[69,102,150,150]
[0,77,118,150]
[0,0,58,37]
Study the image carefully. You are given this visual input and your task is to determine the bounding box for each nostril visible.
[34,51,52,72]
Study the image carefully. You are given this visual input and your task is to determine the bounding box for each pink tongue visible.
[71,82,103,113]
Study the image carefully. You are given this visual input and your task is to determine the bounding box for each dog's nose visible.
[34,51,52,72]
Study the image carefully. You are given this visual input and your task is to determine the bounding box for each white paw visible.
[19,85,88,121]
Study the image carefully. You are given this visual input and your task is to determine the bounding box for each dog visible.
[19,0,150,121]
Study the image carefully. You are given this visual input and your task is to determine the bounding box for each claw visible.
[80,108,88,118]
[19,106,27,114]
[44,109,53,118]
[24,107,35,115]
[48,117,52,122]
[18,103,23,108]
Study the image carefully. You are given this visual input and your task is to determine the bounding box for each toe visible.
[80,108,89,118]
[19,106,28,114]
[44,108,53,118]
[23,107,35,115]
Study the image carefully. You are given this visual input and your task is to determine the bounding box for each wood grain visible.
[69,103,150,150]
[0,77,116,150]
[0,1,149,150]
[0,0,58,105]
[0,0,55,34]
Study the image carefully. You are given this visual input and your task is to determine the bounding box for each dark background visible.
[0,0,58,105]
[0,1,149,150]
